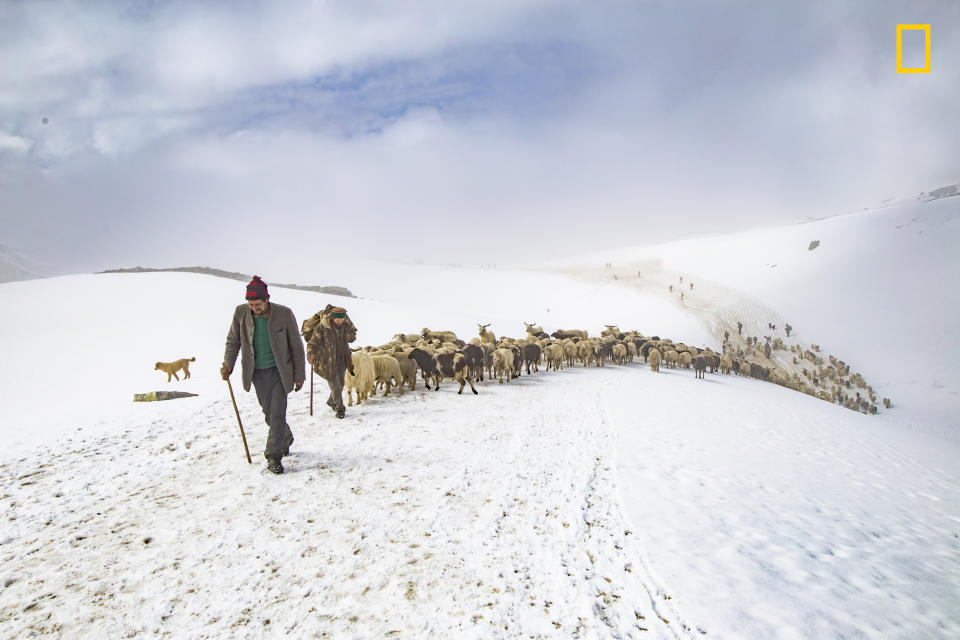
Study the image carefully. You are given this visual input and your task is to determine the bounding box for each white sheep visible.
[612,343,628,365]
[649,348,662,372]
[601,324,620,338]
[478,323,497,345]
[551,329,589,341]
[391,350,418,391]
[413,341,435,354]
[544,343,565,371]
[345,350,376,406]
[578,340,596,367]
[563,341,578,368]
[493,348,514,383]
[664,349,679,368]
[719,355,733,375]
[524,321,545,336]
[371,354,403,397]
[421,327,459,343]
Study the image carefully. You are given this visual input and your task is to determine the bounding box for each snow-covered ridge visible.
[876,182,960,209]
[100,265,355,298]
[525,194,959,436]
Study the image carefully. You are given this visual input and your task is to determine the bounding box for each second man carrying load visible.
[304,304,357,419]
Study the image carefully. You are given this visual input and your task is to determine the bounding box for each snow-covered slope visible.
[0,268,712,456]
[528,195,959,437]
[608,365,960,639]
[1,196,958,638]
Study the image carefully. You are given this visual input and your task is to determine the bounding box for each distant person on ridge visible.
[306,304,357,419]
[221,276,305,475]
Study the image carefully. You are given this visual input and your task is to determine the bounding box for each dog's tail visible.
[189,357,196,361]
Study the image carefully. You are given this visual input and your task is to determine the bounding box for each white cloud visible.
[0,1,554,126]
[0,132,31,153]
[1,1,958,274]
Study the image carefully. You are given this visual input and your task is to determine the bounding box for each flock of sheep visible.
[720,325,889,415]
[332,321,888,415]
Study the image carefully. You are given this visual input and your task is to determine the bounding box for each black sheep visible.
[407,348,478,395]
[461,343,485,382]
[523,342,542,374]
[693,355,709,379]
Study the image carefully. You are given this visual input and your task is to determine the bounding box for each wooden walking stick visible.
[309,367,314,416]
[226,378,252,464]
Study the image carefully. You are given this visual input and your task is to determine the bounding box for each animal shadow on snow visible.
[654,368,725,384]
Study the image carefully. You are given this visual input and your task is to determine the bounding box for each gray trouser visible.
[325,370,345,412]
[252,366,293,460]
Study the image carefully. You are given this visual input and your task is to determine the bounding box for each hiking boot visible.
[282,436,294,457]
[336,407,345,419]
[267,458,284,474]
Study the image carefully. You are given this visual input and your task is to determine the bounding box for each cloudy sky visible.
[1,0,957,274]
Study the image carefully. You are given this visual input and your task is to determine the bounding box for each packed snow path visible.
[0,366,698,639]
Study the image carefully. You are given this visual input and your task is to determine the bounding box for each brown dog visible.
[154,357,195,382]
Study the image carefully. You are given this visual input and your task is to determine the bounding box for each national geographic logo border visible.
[896,24,931,73]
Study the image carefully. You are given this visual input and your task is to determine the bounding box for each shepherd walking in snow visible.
[221,276,305,474]
[305,304,357,420]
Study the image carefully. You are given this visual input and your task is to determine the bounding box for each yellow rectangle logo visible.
[897,24,930,73]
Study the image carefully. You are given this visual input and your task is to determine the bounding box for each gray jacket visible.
[223,302,306,393]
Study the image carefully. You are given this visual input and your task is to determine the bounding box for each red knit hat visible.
[246,275,269,300]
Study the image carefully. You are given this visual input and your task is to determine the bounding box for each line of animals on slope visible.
[152,322,888,416]
[722,323,885,414]
[334,322,890,415]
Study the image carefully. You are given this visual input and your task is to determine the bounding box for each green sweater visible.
[253,315,277,369]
